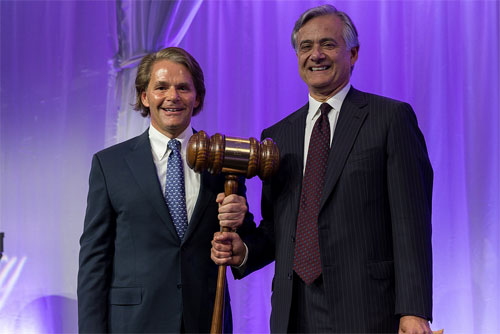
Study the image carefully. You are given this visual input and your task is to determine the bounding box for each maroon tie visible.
[293,102,332,285]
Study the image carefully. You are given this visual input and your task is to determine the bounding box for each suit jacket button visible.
[177,284,182,289]
[291,235,295,242]
[288,273,292,280]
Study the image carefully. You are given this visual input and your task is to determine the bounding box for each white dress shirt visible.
[239,84,352,269]
[303,83,351,173]
[149,125,201,223]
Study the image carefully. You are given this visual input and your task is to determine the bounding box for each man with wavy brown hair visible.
[78,47,252,333]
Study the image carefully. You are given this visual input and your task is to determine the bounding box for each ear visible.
[141,91,150,107]
[350,46,359,66]
[194,95,200,109]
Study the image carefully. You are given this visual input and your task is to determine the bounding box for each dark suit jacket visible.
[239,87,433,333]
[78,129,253,333]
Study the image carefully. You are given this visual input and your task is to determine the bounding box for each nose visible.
[166,87,179,101]
[310,44,325,62]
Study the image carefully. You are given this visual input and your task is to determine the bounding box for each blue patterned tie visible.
[165,139,188,240]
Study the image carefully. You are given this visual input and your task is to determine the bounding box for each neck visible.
[309,82,349,102]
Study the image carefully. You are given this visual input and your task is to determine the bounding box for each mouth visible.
[309,65,331,72]
[160,107,184,112]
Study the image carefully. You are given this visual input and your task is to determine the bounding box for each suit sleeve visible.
[386,103,433,321]
[232,175,258,239]
[233,129,276,278]
[77,154,116,332]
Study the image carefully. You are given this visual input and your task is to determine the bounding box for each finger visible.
[215,231,239,240]
[221,194,246,206]
[214,232,238,246]
[211,247,232,259]
[216,193,226,205]
[218,204,247,215]
[218,198,247,210]
[211,239,233,255]
[211,249,232,265]
[218,207,247,223]
[219,219,244,231]
[211,240,232,251]
[211,244,236,263]
[213,231,234,242]
[221,194,237,205]
[218,212,245,221]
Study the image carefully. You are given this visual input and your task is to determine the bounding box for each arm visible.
[211,181,275,276]
[386,103,433,323]
[212,130,277,277]
[212,178,258,272]
[213,176,255,267]
[77,154,115,333]
[236,129,277,276]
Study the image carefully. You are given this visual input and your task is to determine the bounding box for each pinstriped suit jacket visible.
[240,87,433,333]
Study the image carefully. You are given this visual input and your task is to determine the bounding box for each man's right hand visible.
[216,193,247,231]
[211,231,246,266]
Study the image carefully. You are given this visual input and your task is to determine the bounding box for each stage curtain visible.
[0,1,498,333]
[105,0,202,146]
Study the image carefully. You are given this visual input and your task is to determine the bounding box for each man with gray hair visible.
[212,4,433,333]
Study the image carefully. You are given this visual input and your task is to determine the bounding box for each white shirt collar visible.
[148,125,193,161]
[307,83,351,116]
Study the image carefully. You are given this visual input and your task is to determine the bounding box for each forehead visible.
[297,14,344,43]
[149,59,194,83]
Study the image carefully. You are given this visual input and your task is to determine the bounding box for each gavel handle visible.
[210,174,238,334]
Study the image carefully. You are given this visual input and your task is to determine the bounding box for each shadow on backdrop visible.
[15,295,77,333]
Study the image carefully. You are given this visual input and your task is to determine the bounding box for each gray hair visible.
[291,4,359,52]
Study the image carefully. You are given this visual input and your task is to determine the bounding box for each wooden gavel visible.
[187,130,279,334]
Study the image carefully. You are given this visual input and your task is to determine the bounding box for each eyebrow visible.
[299,37,337,46]
[320,37,337,44]
[153,81,190,87]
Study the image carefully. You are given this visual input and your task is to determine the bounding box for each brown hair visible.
[134,47,206,117]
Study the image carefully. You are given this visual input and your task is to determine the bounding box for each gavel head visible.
[187,130,279,181]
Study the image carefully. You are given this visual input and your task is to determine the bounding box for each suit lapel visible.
[319,87,369,211]
[289,104,308,174]
[125,130,180,242]
[285,104,308,225]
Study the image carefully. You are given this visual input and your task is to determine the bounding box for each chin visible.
[168,123,189,133]
[310,81,333,91]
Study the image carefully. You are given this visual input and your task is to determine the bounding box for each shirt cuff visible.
[233,242,248,269]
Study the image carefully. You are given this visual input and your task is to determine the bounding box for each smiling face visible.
[141,60,199,138]
[296,14,358,101]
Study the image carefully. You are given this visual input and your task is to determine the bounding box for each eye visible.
[155,85,166,91]
[299,43,312,52]
[322,42,336,49]
[177,85,190,91]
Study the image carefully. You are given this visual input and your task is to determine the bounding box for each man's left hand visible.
[216,193,247,230]
[398,315,432,334]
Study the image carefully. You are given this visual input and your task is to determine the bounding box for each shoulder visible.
[94,131,148,159]
[261,103,308,139]
[348,87,411,109]
[347,87,417,125]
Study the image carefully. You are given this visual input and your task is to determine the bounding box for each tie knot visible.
[168,139,181,152]
[319,103,332,116]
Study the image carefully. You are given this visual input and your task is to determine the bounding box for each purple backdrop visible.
[1,1,499,333]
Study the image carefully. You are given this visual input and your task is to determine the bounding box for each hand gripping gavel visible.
[186,130,279,334]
